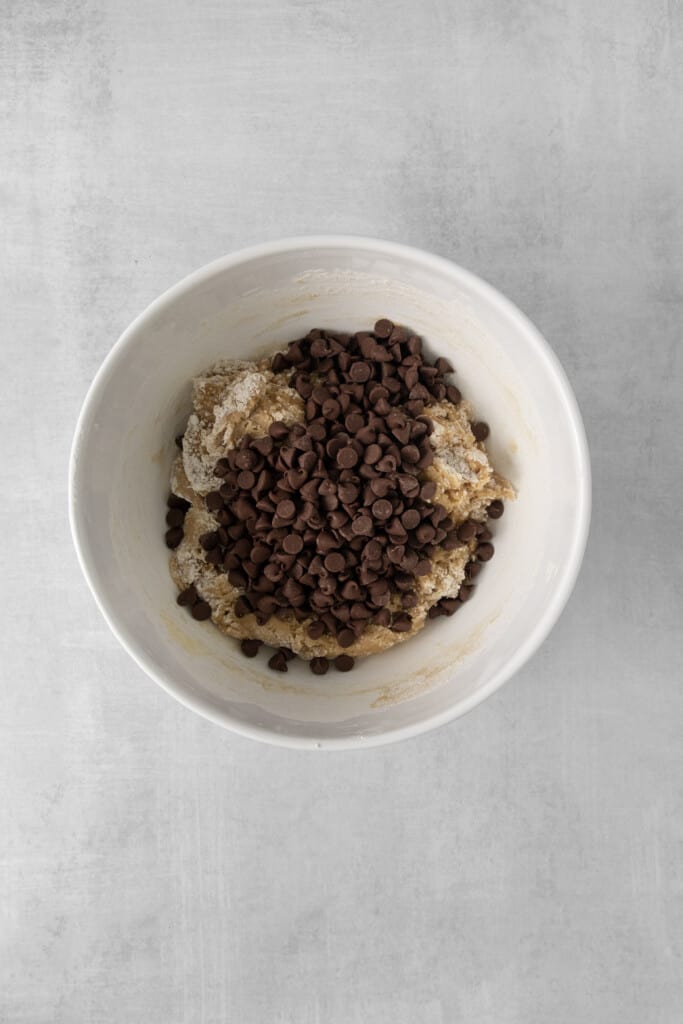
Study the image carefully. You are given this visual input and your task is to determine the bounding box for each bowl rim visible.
[69,234,591,750]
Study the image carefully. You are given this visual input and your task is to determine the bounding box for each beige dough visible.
[170,358,514,660]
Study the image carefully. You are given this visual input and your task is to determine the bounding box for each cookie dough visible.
[169,358,514,660]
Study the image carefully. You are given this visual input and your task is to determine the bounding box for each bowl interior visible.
[71,240,589,748]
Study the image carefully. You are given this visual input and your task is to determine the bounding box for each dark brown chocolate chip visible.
[487,499,504,519]
[307,620,326,639]
[177,585,198,606]
[363,443,382,466]
[283,534,304,555]
[465,561,482,579]
[373,318,393,338]
[457,520,478,542]
[228,568,248,590]
[337,628,355,648]
[234,596,252,618]
[191,600,212,621]
[345,412,365,433]
[166,507,186,527]
[371,499,393,521]
[268,650,289,672]
[472,421,490,442]
[458,584,474,602]
[237,470,256,490]
[167,493,191,510]
[331,654,353,672]
[349,361,372,382]
[240,638,262,657]
[351,514,373,536]
[269,421,290,441]
[439,597,460,616]
[251,543,271,564]
[165,527,183,549]
[337,446,359,469]
[391,613,412,633]
[367,478,389,499]
[276,499,296,521]
[324,552,345,573]
[322,398,341,420]
[373,608,392,627]
[205,491,224,511]
[416,523,436,544]
[400,509,420,530]
[476,542,495,561]
[446,385,461,404]
[310,657,329,675]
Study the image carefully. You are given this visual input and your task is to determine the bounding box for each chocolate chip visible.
[487,499,504,519]
[240,638,262,657]
[465,561,482,579]
[166,507,186,527]
[234,596,252,617]
[344,412,365,434]
[373,608,392,627]
[310,657,329,675]
[268,650,289,672]
[191,600,212,621]
[374,318,393,338]
[351,514,373,536]
[446,385,461,404]
[324,552,345,573]
[334,654,355,671]
[251,543,271,564]
[307,620,326,639]
[205,491,223,512]
[337,628,355,648]
[364,443,383,466]
[177,585,198,606]
[276,499,296,521]
[269,421,290,441]
[458,584,474,602]
[337,446,359,469]
[457,520,478,542]
[400,509,420,530]
[416,523,436,544]
[476,542,495,561]
[350,361,372,383]
[371,499,393,521]
[391,613,412,633]
[165,527,183,549]
[472,421,489,442]
[167,493,191,510]
[281,534,302,555]
[237,469,256,490]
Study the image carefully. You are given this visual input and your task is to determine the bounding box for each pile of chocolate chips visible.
[166,320,503,674]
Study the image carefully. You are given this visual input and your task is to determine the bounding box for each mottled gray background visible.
[2,1,682,1021]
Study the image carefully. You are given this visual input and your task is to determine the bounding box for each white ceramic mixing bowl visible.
[69,237,590,749]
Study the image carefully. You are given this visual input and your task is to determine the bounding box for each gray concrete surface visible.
[2,1,682,1021]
